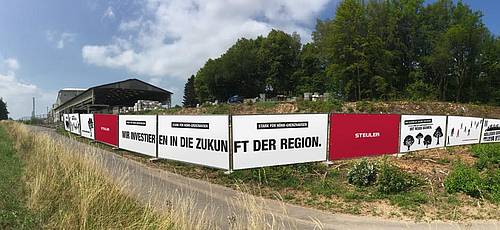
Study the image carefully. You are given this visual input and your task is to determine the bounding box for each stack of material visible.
[133,100,162,112]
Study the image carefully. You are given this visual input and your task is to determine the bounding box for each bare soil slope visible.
[158,101,500,118]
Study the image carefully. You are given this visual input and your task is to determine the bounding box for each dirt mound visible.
[163,101,499,118]
[342,101,500,118]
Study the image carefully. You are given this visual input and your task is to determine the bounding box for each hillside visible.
[151,101,500,118]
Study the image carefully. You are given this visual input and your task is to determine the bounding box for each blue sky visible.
[0,0,498,119]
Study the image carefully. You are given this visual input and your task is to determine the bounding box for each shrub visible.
[377,163,419,194]
[444,163,484,198]
[347,159,377,187]
[471,143,500,170]
[484,169,500,203]
[355,101,374,112]
[405,79,437,101]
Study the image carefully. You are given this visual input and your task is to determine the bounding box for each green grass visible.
[224,163,341,189]
[223,160,427,209]
[0,124,38,229]
[471,143,500,170]
[444,161,500,203]
[204,104,231,114]
[387,191,429,210]
[9,122,176,229]
[484,169,500,203]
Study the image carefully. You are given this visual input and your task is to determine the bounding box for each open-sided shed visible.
[53,79,172,118]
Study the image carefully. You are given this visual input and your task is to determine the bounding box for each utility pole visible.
[31,97,35,118]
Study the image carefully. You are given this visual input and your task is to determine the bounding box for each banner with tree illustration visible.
[446,116,483,146]
[399,115,446,153]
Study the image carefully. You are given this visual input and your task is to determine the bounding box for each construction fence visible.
[62,113,500,171]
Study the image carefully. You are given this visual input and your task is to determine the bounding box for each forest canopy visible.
[185,0,499,106]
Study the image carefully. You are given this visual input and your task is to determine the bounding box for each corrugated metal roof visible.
[60,88,87,91]
[53,78,172,112]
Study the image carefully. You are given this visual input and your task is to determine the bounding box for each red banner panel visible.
[329,114,400,160]
[94,114,118,147]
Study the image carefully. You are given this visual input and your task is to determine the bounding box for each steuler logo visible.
[354,132,380,138]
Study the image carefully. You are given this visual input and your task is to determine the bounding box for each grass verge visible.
[16,123,300,229]
[0,123,38,229]
[3,121,174,229]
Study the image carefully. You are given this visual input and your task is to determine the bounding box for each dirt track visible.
[30,126,500,229]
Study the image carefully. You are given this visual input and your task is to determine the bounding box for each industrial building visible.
[51,79,172,121]
[54,88,87,108]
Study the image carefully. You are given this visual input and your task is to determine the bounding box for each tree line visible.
[183,0,500,107]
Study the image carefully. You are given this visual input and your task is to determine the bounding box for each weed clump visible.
[471,143,500,170]
[347,159,377,187]
[484,169,500,203]
[444,162,484,198]
[377,163,419,194]
[347,159,420,195]
[445,161,500,203]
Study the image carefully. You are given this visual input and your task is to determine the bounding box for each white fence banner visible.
[232,114,328,170]
[400,115,447,152]
[119,115,157,157]
[158,115,229,170]
[80,114,95,140]
[63,114,70,131]
[481,118,500,143]
[446,116,483,146]
[69,113,80,135]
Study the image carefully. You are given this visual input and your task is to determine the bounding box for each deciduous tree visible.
[183,75,199,107]
[0,98,8,120]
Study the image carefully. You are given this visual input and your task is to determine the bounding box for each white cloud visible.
[4,58,19,71]
[103,6,115,19]
[0,57,56,119]
[82,0,330,81]
[46,31,76,49]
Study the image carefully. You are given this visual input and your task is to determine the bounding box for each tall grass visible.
[227,184,297,230]
[4,121,299,229]
[6,122,173,229]
[0,123,38,229]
